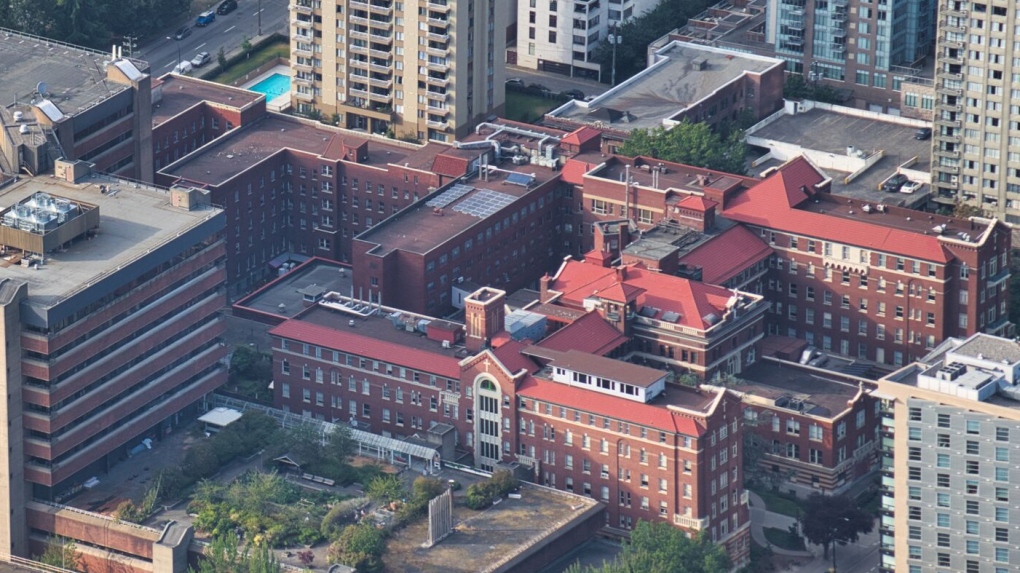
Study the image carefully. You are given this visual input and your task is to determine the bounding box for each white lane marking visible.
[165,61,177,68]
[226,25,236,32]
[196,42,207,49]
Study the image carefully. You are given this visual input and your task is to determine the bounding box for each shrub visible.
[464,471,519,510]
[322,497,369,538]
[328,524,386,573]
[366,475,405,504]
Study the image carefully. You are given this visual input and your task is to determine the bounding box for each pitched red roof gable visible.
[490,339,539,375]
[561,126,602,147]
[678,225,772,285]
[561,158,596,186]
[725,157,952,263]
[548,259,737,330]
[431,154,471,178]
[676,195,719,212]
[517,376,706,436]
[270,320,462,379]
[536,311,628,356]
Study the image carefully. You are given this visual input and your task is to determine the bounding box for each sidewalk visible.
[748,491,815,558]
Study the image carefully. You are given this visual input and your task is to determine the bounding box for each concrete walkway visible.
[748,491,815,558]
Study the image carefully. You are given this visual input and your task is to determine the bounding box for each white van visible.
[173,61,194,75]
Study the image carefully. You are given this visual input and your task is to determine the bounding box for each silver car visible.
[191,51,211,68]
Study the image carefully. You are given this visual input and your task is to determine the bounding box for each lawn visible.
[505,92,562,124]
[763,527,806,551]
[209,39,289,85]
[753,488,804,518]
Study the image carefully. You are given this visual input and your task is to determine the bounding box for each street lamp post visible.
[258,0,262,36]
[167,36,181,69]
[609,23,621,87]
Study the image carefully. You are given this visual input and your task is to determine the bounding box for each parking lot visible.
[506,65,610,100]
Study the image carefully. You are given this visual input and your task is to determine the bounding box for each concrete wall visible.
[0,279,29,557]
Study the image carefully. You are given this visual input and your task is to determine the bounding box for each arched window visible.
[480,379,497,392]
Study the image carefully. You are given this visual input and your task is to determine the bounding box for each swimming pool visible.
[248,73,290,100]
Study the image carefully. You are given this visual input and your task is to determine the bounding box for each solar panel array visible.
[452,189,517,218]
[505,172,535,187]
[426,183,473,208]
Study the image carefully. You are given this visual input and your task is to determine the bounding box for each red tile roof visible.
[548,259,737,330]
[561,158,597,186]
[724,157,952,263]
[517,376,706,436]
[561,126,602,147]
[269,320,462,379]
[491,339,540,376]
[676,195,719,212]
[536,311,628,356]
[431,153,471,178]
[678,225,772,285]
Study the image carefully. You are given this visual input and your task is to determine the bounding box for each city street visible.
[135,0,290,75]
[506,64,612,99]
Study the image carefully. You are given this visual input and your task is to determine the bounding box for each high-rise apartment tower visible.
[290,0,507,141]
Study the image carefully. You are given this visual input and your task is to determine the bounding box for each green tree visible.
[589,0,712,84]
[366,474,405,504]
[952,202,985,219]
[798,493,874,569]
[35,536,81,571]
[328,524,386,573]
[565,521,731,573]
[241,35,253,57]
[619,121,747,174]
[193,532,281,573]
[217,46,228,70]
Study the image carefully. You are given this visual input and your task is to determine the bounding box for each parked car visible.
[914,127,932,140]
[799,346,827,367]
[527,83,550,92]
[217,0,238,14]
[173,26,192,40]
[196,10,216,26]
[562,88,585,100]
[882,173,909,192]
[173,60,194,74]
[900,181,923,194]
[505,77,524,87]
[191,51,212,68]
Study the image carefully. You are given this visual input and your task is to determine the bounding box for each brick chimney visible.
[464,287,506,352]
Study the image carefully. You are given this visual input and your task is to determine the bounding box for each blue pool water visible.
[248,73,290,99]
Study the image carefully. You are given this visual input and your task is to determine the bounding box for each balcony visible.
[427,0,451,12]
[369,30,392,43]
[368,90,392,103]
[294,90,315,102]
[349,44,368,54]
[944,7,967,17]
[832,10,847,21]
[833,0,847,6]
[369,2,393,16]
[942,54,963,65]
[939,19,965,33]
[426,46,448,58]
[427,31,450,42]
[942,39,963,50]
[350,14,369,26]
[935,117,961,128]
[292,18,313,29]
[426,101,449,113]
[936,164,961,174]
[292,59,313,72]
[934,148,961,159]
[349,0,369,7]
[369,61,391,73]
[426,75,449,87]
[426,119,449,129]
[293,45,314,57]
[937,70,962,81]
[369,47,391,59]
[293,75,313,86]
[427,17,449,28]
[368,76,392,88]
[369,19,393,33]
[426,60,449,72]
[349,58,370,70]
[292,3,313,15]
[349,87,369,98]
[673,514,709,530]
[350,29,369,40]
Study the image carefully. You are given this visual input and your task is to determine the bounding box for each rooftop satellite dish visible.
[36,82,48,96]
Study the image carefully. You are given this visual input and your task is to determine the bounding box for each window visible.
[966,420,980,434]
